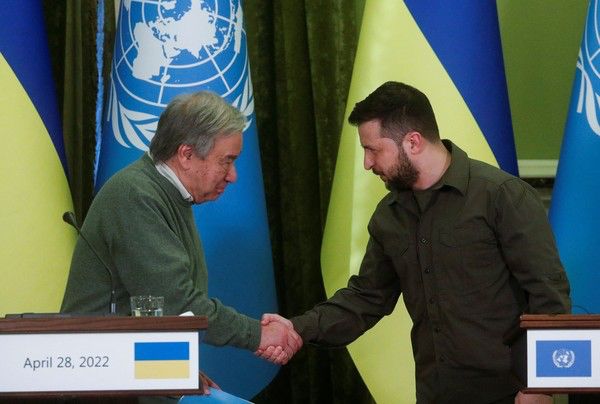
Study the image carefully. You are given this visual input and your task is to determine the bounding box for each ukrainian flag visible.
[0,0,75,316]
[134,342,190,379]
[321,1,517,402]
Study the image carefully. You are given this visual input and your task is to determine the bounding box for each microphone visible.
[63,211,117,315]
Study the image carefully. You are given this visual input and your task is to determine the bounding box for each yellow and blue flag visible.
[134,341,190,379]
[549,0,600,314]
[98,1,277,397]
[321,1,517,402]
[0,0,75,316]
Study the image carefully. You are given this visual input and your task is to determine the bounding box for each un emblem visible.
[552,349,576,369]
[576,0,600,137]
[107,0,253,151]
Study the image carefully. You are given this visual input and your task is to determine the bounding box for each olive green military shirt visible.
[292,140,570,403]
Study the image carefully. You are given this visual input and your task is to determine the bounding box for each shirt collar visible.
[437,139,469,196]
[149,152,194,203]
[388,139,469,205]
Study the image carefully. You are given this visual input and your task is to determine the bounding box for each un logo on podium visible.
[107,0,253,151]
[552,349,576,369]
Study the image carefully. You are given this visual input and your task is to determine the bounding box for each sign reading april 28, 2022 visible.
[0,332,199,392]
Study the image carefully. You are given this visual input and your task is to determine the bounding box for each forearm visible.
[194,296,261,350]
[120,261,261,350]
[291,282,398,347]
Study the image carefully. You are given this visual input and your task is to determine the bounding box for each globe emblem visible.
[107,0,254,151]
[582,0,600,82]
[576,0,600,137]
[552,349,575,369]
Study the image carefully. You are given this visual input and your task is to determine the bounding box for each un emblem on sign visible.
[107,0,253,151]
[576,0,600,137]
[552,349,576,369]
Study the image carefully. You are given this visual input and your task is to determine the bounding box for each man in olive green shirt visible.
[261,82,570,403]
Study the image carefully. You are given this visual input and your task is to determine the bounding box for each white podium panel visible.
[526,329,599,388]
[0,331,200,393]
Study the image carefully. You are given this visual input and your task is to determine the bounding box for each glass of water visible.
[130,295,164,317]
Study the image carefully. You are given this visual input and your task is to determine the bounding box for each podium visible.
[0,315,207,399]
[510,314,600,393]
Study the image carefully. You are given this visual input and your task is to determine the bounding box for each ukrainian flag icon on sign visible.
[134,342,190,379]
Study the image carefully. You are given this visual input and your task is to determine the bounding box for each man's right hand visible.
[255,313,303,365]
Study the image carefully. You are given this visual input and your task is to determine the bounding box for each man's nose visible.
[363,153,373,170]
[226,164,237,183]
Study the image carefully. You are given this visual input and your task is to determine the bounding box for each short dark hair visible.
[150,91,246,162]
[348,81,439,142]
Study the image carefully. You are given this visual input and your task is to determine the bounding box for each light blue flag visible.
[549,0,600,314]
[97,0,278,398]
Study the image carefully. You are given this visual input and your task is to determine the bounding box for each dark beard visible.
[386,150,419,191]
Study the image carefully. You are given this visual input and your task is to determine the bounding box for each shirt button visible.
[424,268,431,274]
[420,237,428,244]
[434,327,441,333]
[428,297,435,304]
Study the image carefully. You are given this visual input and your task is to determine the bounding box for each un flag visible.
[536,340,591,377]
[98,0,278,398]
[549,0,600,315]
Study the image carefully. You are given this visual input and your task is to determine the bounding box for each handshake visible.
[255,313,303,365]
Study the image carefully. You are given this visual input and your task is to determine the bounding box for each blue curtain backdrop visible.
[549,0,600,314]
[96,0,278,398]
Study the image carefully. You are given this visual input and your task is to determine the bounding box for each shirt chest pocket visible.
[383,235,418,266]
[382,235,422,305]
[438,225,503,292]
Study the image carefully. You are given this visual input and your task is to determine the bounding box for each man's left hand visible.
[515,392,552,404]
[200,371,220,395]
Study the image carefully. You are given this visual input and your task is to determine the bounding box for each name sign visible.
[527,329,598,388]
[0,331,199,393]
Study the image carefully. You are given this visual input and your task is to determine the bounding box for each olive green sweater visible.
[61,154,260,351]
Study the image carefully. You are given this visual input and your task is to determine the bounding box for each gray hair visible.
[149,91,246,162]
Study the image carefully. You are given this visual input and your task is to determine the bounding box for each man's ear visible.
[176,144,195,168]
[404,131,424,155]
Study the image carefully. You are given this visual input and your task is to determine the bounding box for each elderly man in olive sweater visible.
[61,92,300,374]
